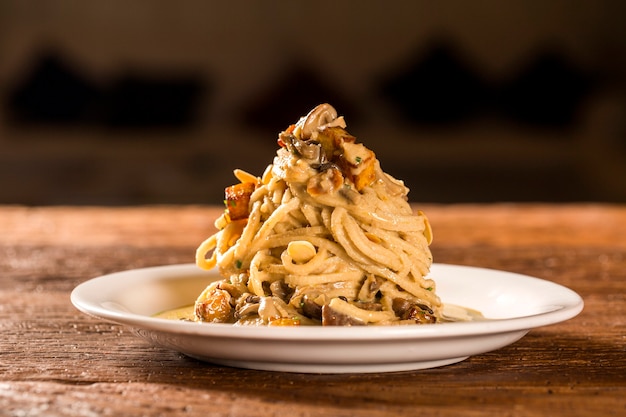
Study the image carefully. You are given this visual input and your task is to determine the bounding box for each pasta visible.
[194,103,440,326]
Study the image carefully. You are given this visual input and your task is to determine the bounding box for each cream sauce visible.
[154,305,196,321]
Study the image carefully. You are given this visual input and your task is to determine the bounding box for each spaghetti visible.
[195,104,439,326]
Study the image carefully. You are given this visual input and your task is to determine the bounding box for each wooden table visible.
[1,204,625,416]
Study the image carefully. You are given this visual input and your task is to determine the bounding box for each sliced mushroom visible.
[391,297,437,324]
[321,304,365,326]
[235,302,260,319]
[293,138,322,162]
[404,306,437,324]
[357,275,383,302]
[258,296,281,322]
[269,279,293,302]
[216,281,243,299]
[391,297,412,318]
[300,295,323,321]
[298,104,344,139]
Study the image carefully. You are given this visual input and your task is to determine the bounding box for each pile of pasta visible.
[195,104,440,326]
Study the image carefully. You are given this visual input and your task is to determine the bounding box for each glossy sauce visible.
[154,305,196,321]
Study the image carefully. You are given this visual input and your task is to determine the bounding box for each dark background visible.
[1,0,625,205]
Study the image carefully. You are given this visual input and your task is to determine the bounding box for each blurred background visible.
[1,0,625,205]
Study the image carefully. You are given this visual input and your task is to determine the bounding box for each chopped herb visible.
[235,260,242,269]
[426,287,433,292]
[355,156,362,164]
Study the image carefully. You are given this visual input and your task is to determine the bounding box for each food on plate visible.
[194,103,438,326]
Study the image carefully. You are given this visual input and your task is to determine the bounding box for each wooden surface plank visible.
[1,204,625,416]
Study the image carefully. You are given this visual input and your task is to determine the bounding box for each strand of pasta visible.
[320,206,333,230]
[262,184,436,311]
[263,225,331,241]
[289,281,361,306]
[285,270,363,287]
[249,183,269,204]
[248,250,279,296]
[348,201,425,232]
[410,263,439,301]
[196,152,441,323]
[361,223,432,278]
[301,203,323,226]
[330,207,377,266]
[273,249,348,278]
[378,279,440,307]
[327,297,396,324]
[195,232,219,269]
[272,181,287,205]
[341,210,403,271]
[396,251,413,282]
[366,186,413,216]
[233,201,263,263]
[329,209,420,300]
[281,247,329,275]
[247,231,344,263]
[253,196,301,243]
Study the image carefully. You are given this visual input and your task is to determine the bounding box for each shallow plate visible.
[71,263,583,373]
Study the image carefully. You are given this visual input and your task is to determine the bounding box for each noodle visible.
[194,104,440,326]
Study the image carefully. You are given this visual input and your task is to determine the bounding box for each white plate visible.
[71,263,583,373]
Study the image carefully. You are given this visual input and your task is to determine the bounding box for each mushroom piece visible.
[235,301,260,319]
[298,103,345,139]
[404,306,437,324]
[269,279,293,302]
[292,138,323,162]
[278,132,325,165]
[392,298,437,324]
[300,295,323,321]
[321,304,365,326]
[357,275,383,302]
[216,281,244,299]
[258,296,282,323]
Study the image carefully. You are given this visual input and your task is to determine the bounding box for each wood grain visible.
[1,204,625,416]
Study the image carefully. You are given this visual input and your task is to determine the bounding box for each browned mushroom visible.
[321,304,365,326]
[392,298,437,324]
[300,295,323,321]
